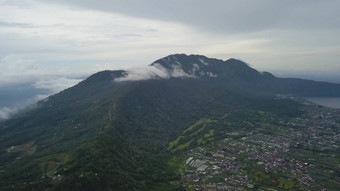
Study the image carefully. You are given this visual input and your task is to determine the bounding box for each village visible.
[180,105,340,190]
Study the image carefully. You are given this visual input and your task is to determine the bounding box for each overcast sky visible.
[1,0,340,89]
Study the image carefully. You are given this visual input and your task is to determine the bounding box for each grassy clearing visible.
[190,124,206,137]
[183,120,204,134]
[204,130,214,138]
[168,136,184,150]
[172,140,193,152]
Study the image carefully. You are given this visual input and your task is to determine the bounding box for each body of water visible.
[304,97,340,109]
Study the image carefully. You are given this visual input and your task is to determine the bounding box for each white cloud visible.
[0,55,42,85]
[0,76,81,120]
[0,53,83,120]
[0,54,83,87]
[33,77,82,94]
[0,93,49,120]
[115,64,195,82]
[0,0,196,62]
[0,107,16,120]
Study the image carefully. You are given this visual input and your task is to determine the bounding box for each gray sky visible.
[1,0,340,88]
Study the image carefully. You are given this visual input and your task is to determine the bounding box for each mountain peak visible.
[150,54,256,78]
[150,54,211,78]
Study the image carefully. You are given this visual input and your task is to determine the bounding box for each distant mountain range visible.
[0,54,339,191]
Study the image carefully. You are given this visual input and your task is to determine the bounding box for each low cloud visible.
[0,107,16,120]
[0,94,48,121]
[0,77,81,121]
[0,55,84,120]
[33,77,82,94]
[115,64,195,82]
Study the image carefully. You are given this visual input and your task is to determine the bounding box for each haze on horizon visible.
[0,0,340,119]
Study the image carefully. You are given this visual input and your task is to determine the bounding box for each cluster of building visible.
[180,105,340,190]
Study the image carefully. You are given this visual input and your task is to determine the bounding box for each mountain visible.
[151,54,340,96]
[0,54,339,191]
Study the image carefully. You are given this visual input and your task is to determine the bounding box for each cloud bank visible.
[0,93,47,120]
[0,107,16,120]
[115,64,195,82]
[33,77,82,94]
[0,77,82,120]
[50,0,340,33]
[0,54,83,120]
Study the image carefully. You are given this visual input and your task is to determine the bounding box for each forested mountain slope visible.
[0,54,339,190]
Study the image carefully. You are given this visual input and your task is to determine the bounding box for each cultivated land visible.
[170,100,340,191]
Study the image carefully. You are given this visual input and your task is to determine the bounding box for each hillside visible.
[0,54,339,190]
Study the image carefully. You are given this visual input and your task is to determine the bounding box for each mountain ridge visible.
[106,54,340,96]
